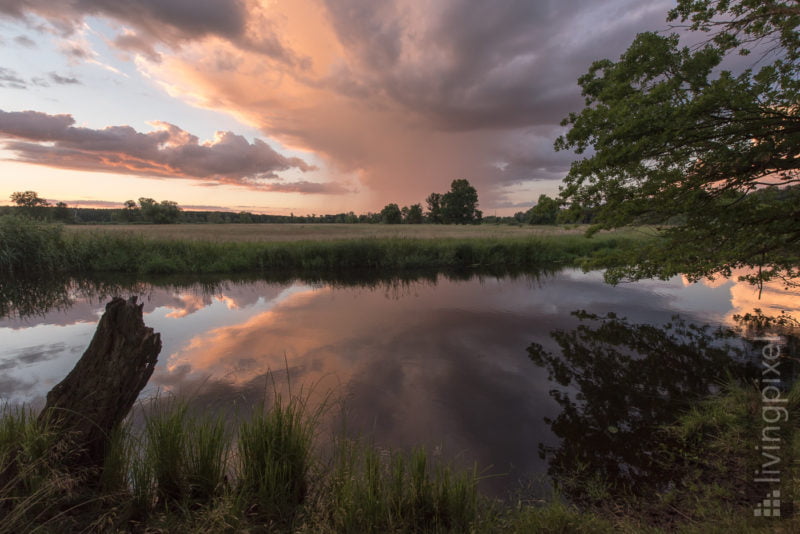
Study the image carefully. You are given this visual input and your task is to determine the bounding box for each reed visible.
[322,440,478,533]
[236,392,317,525]
[2,216,644,277]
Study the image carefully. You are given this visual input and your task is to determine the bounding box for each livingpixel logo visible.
[753,489,782,518]
[753,335,790,519]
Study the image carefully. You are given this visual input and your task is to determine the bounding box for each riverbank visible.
[2,381,797,533]
[1,216,647,277]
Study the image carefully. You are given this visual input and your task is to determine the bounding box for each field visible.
[64,223,590,242]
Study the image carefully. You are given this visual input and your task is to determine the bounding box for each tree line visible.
[5,181,609,227]
[4,179,490,225]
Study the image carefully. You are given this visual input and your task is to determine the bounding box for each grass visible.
[1,379,797,533]
[2,215,646,277]
[64,222,588,242]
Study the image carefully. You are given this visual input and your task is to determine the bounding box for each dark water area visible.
[1,269,797,498]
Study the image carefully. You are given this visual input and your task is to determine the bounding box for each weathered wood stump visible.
[38,296,161,472]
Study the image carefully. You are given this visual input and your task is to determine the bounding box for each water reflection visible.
[1,268,797,497]
[528,310,797,505]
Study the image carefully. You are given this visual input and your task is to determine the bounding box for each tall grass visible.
[237,394,317,524]
[0,215,72,277]
[0,405,88,534]
[2,383,797,533]
[1,215,642,277]
[127,397,231,512]
[322,440,478,533]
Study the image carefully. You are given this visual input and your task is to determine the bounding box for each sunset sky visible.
[0,0,674,216]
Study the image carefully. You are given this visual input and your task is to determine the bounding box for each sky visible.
[0,0,675,216]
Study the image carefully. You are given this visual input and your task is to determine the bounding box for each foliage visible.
[379,203,403,224]
[10,191,49,209]
[425,192,443,223]
[526,194,561,225]
[9,191,50,219]
[556,0,800,285]
[441,179,482,224]
[404,203,424,224]
[138,197,182,224]
[425,180,482,224]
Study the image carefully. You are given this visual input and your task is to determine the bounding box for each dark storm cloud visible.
[321,0,674,132]
[0,109,328,192]
[0,0,305,66]
[1,0,687,208]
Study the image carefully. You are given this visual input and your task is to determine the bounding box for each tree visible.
[526,194,560,225]
[138,197,181,224]
[425,192,443,223]
[441,179,481,224]
[405,203,424,224]
[556,0,800,285]
[53,201,71,223]
[120,200,140,222]
[380,203,403,224]
[10,191,49,218]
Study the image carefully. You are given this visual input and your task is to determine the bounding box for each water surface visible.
[1,269,796,495]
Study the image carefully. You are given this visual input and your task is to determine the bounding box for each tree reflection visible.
[527,311,764,506]
[0,266,555,320]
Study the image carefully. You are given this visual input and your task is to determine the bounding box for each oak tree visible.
[557,0,800,285]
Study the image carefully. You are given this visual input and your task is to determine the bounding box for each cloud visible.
[0,67,27,89]
[49,72,81,85]
[0,0,305,66]
[13,34,36,47]
[0,109,332,192]
[113,30,162,62]
[3,0,678,210]
[136,0,674,209]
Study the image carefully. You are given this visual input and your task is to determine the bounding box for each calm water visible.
[1,269,797,495]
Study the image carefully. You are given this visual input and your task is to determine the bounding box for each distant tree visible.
[238,211,254,223]
[138,197,181,224]
[345,211,358,223]
[53,201,71,223]
[10,190,49,208]
[405,203,424,224]
[526,194,560,225]
[10,191,50,218]
[441,179,481,224]
[380,203,403,224]
[121,199,139,222]
[425,193,443,223]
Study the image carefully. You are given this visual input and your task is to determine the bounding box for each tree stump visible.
[38,296,161,472]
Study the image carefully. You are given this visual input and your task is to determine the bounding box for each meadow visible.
[64,222,591,243]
